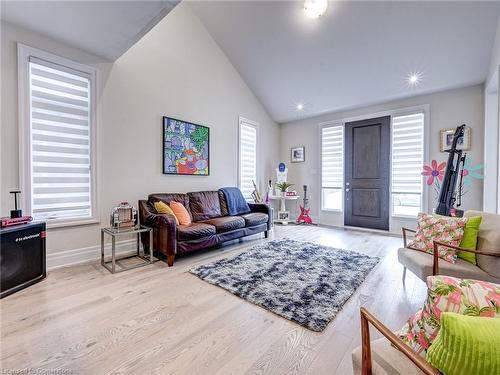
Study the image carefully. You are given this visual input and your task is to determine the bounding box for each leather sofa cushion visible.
[188,191,221,221]
[397,247,500,283]
[200,216,245,233]
[177,222,216,241]
[240,212,268,227]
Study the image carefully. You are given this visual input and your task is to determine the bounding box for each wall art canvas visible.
[163,117,209,175]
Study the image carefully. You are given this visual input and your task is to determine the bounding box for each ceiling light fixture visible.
[297,103,304,111]
[304,0,328,19]
[407,72,421,86]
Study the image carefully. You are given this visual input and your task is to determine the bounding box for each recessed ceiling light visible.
[304,0,328,19]
[407,72,422,86]
[297,103,304,110]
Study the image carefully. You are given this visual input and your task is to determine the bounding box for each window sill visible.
[45,218,100,229]
[321,208,343,213]
[391,214,419,220]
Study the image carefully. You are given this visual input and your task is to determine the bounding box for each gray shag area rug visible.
[189,238,379,332]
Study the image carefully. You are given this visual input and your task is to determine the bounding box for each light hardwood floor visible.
[1,225,427,375]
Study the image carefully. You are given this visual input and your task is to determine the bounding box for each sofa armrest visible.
[248,203,272,230]
[248,203,270,214]
[432,240,500,276]
[138,200,177,257]
[360,307,440,375]
[433,240,500,257]
[144,212,177,228]
[402,227,416,248]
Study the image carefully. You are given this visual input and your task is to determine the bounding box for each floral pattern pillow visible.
[398,276,500,356]
[407,213,468,263]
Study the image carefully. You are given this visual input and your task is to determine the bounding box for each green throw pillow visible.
[458,215,482,265]
[426,312,500,375]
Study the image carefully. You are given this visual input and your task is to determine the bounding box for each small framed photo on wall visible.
[440,128,471,152]
[291,146,305,163]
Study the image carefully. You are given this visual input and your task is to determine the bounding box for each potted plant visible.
[275,182,294,197]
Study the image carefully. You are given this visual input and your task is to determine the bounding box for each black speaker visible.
[1,222,46,298]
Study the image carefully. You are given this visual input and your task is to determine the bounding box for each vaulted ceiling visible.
[0,0,179,61]
[190,1,500,123]
[2,1,499,123]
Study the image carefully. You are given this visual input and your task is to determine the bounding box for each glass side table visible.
[101,225,154,274]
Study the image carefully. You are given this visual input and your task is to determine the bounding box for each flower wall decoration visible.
[422,160,446,185]
[460,159,483,187]
[422,160,446,199]
[421,159,483,202]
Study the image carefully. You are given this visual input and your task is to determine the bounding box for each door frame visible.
[317,104,430,232]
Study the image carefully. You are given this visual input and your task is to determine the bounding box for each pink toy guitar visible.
[296,185,313,224]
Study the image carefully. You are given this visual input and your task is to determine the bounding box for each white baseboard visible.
[47,239,140,270]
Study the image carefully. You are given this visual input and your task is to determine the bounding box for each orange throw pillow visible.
[153,201,179,225]
[169,201,191,225]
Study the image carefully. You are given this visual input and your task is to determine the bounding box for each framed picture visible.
[163,117,209,175]
[278,211,290,221]
[291,146,305,163]
[439,128,471,152]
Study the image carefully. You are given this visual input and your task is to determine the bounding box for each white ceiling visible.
[190,1,500,123]
[1,0,179,61]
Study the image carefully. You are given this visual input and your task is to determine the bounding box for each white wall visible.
[487,14,500,84]
[483,72,499,213]
[279,85,485,232]
[484,13,500,213]
[1,3,279,267]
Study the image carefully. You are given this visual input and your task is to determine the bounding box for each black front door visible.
[344,116,390,230]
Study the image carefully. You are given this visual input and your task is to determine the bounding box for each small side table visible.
[101,225,154,274]
[269,195,299,225]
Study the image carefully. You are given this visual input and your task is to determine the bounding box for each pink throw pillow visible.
[407,213,468,263]
[398,276,500,356]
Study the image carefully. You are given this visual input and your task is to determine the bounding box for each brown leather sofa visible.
[139,190,271,266]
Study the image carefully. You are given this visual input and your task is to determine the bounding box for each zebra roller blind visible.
[29,57,93,221]
[239,119,257,201]
[321,124,343,210]
[391,112,424,216]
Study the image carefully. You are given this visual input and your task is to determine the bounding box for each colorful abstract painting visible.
[163,117,209,175]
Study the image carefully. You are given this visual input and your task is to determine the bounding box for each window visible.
[321,124,343,210]
[238,117,258,201]
[18,44,97,226]
[391,112,424,217]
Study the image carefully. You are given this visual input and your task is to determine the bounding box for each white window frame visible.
[17,43,98,228]
[320,122,344,212]
[238,116,259,200]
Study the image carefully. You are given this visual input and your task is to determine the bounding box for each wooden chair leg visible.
[402,266,407,285]
[167,254,175,267]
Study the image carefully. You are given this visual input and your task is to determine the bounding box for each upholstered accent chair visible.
[397,210,500,284]
[352,307,439,375]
